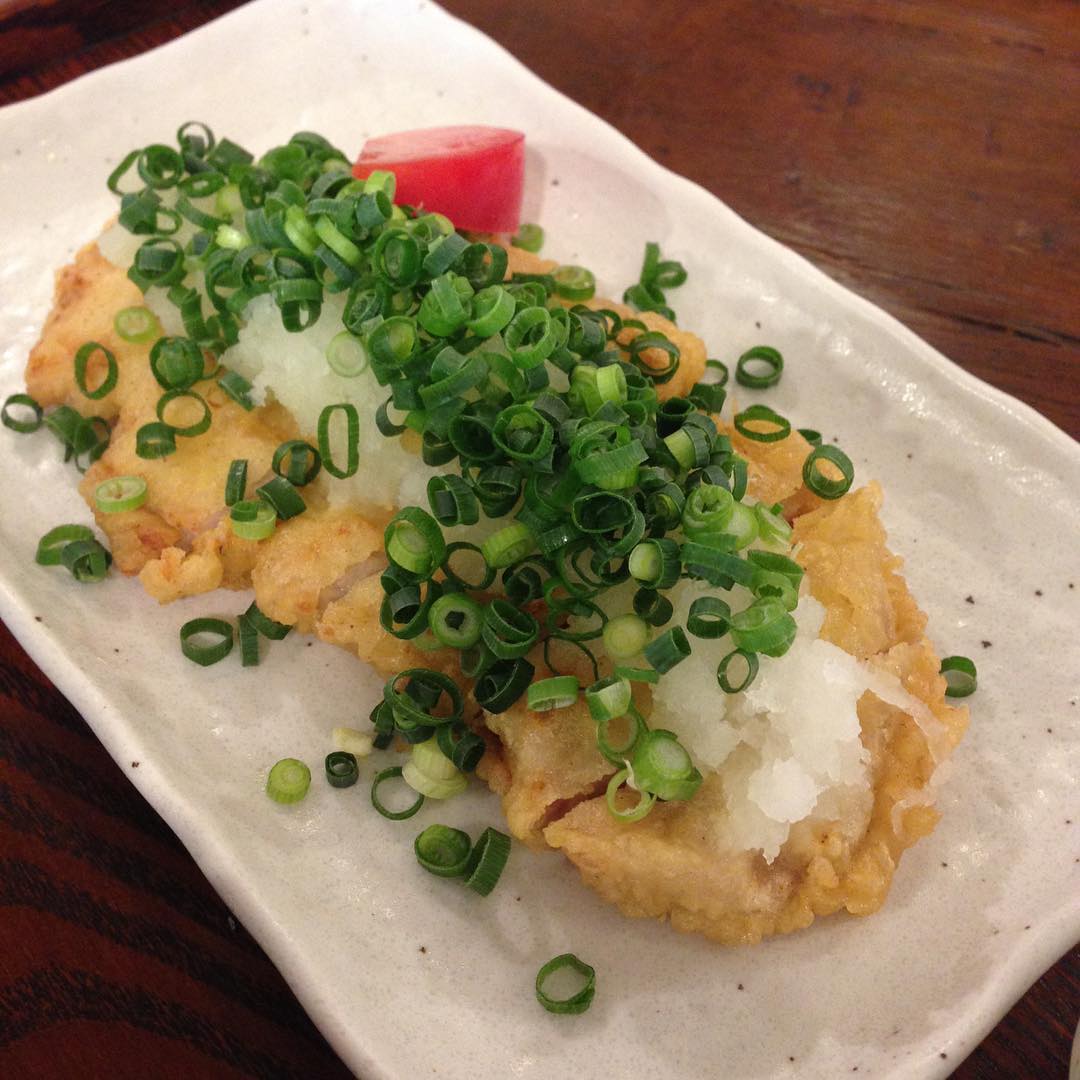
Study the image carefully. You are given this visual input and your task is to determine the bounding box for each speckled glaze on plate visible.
[0,2,1077,1077]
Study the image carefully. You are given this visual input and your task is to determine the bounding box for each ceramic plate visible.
[1,1,1076,1077]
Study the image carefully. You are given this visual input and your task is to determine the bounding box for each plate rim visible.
[0,1,1077,1077]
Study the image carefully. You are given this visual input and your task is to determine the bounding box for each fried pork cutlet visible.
[25,231,966,947]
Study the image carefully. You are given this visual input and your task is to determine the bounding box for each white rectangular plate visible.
[1,2,1077,1077]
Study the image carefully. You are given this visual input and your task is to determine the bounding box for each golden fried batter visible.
[27,233,966,949]
[543,485,967,944]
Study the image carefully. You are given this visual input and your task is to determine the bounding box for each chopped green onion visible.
[753,502,793,546]
[135,421,176,460]
[798,427,822,447]
[257,475,306,520]
[385,507,446,578]
[717,647,759,693]
[243,601,292,639]
[157,389,211,437]
[631,730,702,801]
[60,538,112,583]
[803,444,854,499]
[467,284,516,337]
[535,954,596,1015]
[644,625,691,674]
[411,736,461,782]
[324,751,359,788]
[217,370,256,410]
[735,345,783,388]
[436,722,486,772]
[705,358,730,386]
[527,675,580,711]
[371,766,425,820]
[414,824,472,877]
[224,459,247,506]
[505,306,556,368]
[237,612,260,666]
[2,393,43,433]
[402,759,467,799]
[36,524,95,566]
[605,767,656,822]
[601,613,649,660]
[425,593,482,649]
[940,655,977,698]
[511,223,544,253]
[681,484,734,546]
[464,826,511,896]
[730,598,797,657]
[687,596,732,639]
[553,265,596,301]
[332,726,374,759]
[94,475,147,514]
[680,543,755,588]
[481,522,535,569]
[633,588,673,628]
[584,675,632,722]
[385,669,465,730]
[266,758,311,804]
[74,342,118,400]
[230,499,277,540]
[442,541,496,590]
[150,336,204,391]
[318,402,360,479]
[179,617,234,666]
[628,538,680,589]
[733,403,791,443]
[113,305,161,344]
[326,330,369,377]
[475,657,534,714]
[427,475,479,527]
[481,599,539,659]
[272,439,321,487]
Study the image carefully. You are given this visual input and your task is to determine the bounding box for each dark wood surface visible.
[0,1,1076,1077]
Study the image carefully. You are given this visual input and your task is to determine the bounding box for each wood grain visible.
[0,1,1076,1078]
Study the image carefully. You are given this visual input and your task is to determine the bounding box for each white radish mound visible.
[648,581,908,863]
[100,221,429,512]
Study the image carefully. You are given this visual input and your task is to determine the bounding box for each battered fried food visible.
[25,229,966,948]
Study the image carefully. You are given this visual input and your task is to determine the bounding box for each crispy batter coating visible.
[28,234,967,947]
[250,507,385,633]
[480,645,615,849]
[26,241,147,422]
[543,485,967,944]
[29,239,302,582]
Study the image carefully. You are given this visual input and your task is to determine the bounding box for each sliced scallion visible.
[2,393,44,433]
[604,767,656,822]
[179,617,234,666]
[940,655,977,698]
[415,824,472,877]
[371,765,425,820]
[36,524,94,565]
[535,954,596,1015]
[113,305,161,344]
[735,345,783,388]
[803,444,854,499]
[266,757,311,804]
[94,475,147,514]
[324,750,359,788]
[230,499,277,540]
[74,342,118,401]
[464,826,511,896]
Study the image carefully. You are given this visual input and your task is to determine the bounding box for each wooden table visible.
[0,1,1076,1077]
